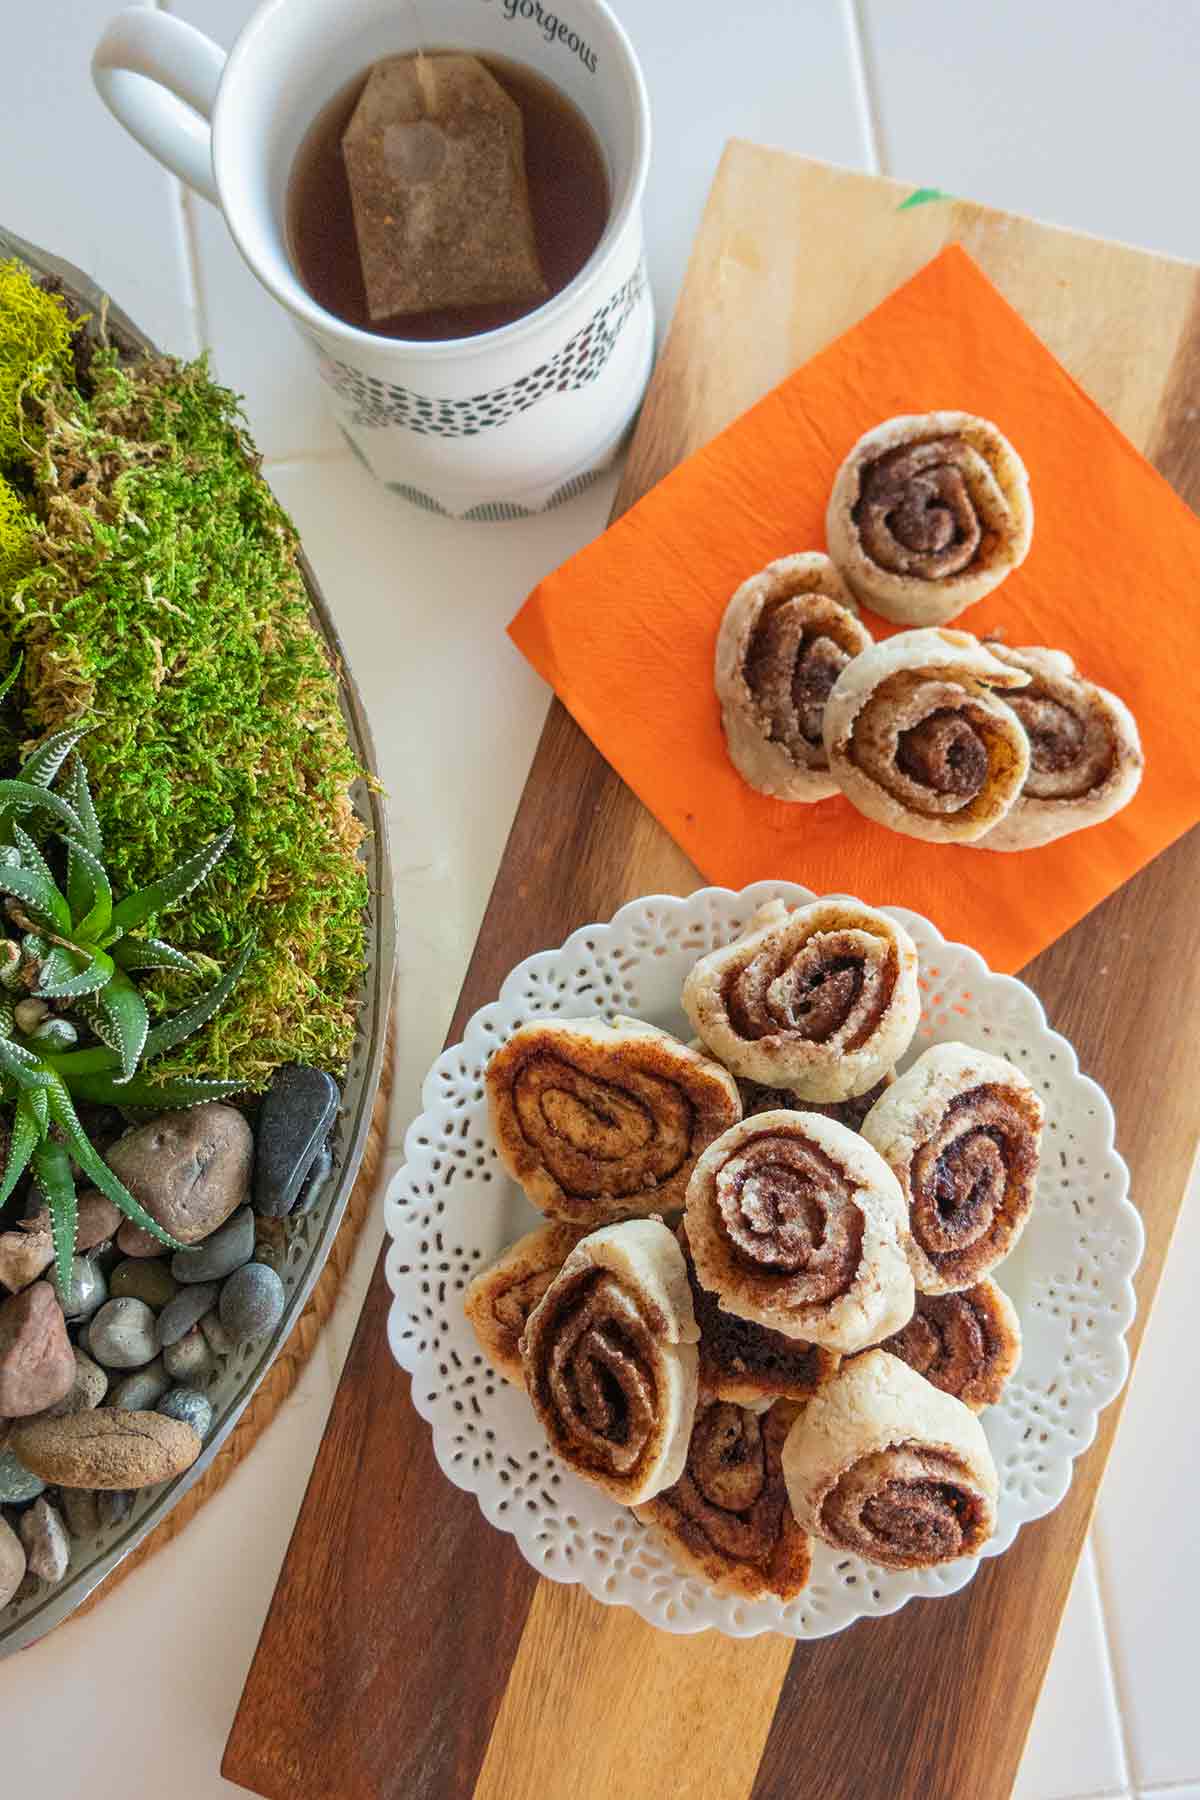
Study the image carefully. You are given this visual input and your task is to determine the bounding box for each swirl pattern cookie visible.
[782,1350,998,1569]
[822,628,1032,843]
[826,412,1033,625]
[979,644,1144,850]
[486,1017,740,1225]
[741,1070,895,1133]
[684,1111,914,1353]
[715,553,873,802]
[521,1218,699,1505]
[636,1399,812,1600]
[680,1225,839,1407]
[879,1279,1021,1411]
[683,898,919,1101]
[862,1042,1044,1293]
[464,1222,586,1385]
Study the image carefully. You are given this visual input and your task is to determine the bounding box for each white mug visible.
[92,0,654,520]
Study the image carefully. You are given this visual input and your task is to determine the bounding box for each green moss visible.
[2,347,369,1088]
[0,475,34,590]
[0,260,79,466]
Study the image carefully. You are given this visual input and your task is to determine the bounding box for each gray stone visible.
[219,1262,285,1343]
[61,1488,101,1538]
[0,1514,25,1606]
[110,1258,178,1311]
[199,1311,234,1357]
[105,1105,253,1245]
[87,1297,158,1370]
[98,1489,134,1528]
[18,1497,70,1583]
[39,1347,108,1419]
[171,1206,255,1285]
[293,1140,334,1214]
[254,1066,339,1217]
[162,1327,214,1383]
[53,1255,107,1321]
[157,1387,213,1438]
[0,1281,75,1415]
[0,1446,44,1504]
[156,1282,219,1349]
[110,1358,170,1413]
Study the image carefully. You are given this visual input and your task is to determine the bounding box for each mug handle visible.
[92,8,226,205]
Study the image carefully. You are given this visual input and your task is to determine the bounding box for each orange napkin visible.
[509,245,1200,973]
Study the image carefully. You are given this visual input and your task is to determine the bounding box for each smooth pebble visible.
[219,1263,285,1343]
[162,1327,214,1383]
[199,1311,234,1357]
[52,1255,107,1321]
[0,1445,45,1504]
[98,1489,134,1528]
[253,1066,339,1217]
[87,1297,158,1370]
[18,1497,70,1582]
[110,1358,170,1412]
[171,1206,254,1285]
[157,1387,213,1437]
[61,1488,101,1538]
[156,1282,219,1349]
[110,1258,178,1311]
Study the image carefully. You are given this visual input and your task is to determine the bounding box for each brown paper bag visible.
[342,53,549,321]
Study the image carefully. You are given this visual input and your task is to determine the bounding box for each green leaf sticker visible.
[898,186,953,211]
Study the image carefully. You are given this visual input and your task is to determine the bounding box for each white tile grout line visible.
[1089,1519,1141,1793]
[841,0,888,175]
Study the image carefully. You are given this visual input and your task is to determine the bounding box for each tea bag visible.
[342,53,548,320]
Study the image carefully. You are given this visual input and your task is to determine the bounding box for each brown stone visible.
[105,1105,252,1245]
[0,1226,54,1293]
[11,1408,202,1490]
[0,1514,25,1607]
[35,1347,108,1420]
[23,1190,122,1254]
[0,1282,75,1417]
[116,1220,166,1259]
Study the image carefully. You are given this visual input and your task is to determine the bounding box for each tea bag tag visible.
[342,53,548,321]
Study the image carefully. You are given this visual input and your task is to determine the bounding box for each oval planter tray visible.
[0,226,395,1655]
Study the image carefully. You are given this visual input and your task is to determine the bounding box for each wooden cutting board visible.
[224,145,1200,1800]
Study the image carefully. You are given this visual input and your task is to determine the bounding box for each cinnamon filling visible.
[821,1444,988,1564]
[883,1290,995,1399]
[492,1268,558,1336]
[1007,687,1114,800]
[713,1129,862,1303]
[909,1084,1040,1280]
[661,1401,791,1565]
[538,1269,659,1476]
[895,709,988,797]
[513,1051,694,1198]
[853,437,991,580]
[743,1073,893,1133]
[723,927,897,1050]
[746,602,852,754]
[682,1234,831,1395]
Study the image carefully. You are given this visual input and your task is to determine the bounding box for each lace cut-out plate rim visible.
[383,881,1142,1639]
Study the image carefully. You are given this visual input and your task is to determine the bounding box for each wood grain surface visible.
[224,146,1200,1800]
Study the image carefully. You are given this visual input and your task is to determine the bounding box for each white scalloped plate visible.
[384,883,1142,1639]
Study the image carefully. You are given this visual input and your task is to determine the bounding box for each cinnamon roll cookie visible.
[979,645,1143,850]
[679,1225,839,1407]
[682,898,919,1102]
[862,1042,1044,1293]
[826,412,1033,625]
[464,1222,586,1385]
[782,1350,998,1569]
[486,1017,740,1226]
[715,553,873,802]
[822,628,1032,843]
[521,1218,700,1505]
[685,1111,914,1354]
[741,1070,895,1133]
[878,1279,1021,1411]
[636,1398,812,1600]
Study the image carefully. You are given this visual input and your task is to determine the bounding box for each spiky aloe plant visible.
[0,714,253,1288]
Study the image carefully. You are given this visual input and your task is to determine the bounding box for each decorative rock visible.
[0,1281,75,1416]
[98,1488,134,1527]
[162,1327,214,1383]
[115,1219,163,1259]
[110,1358,170,1413]
[0,1514,25,1606]
[0,1225,53,1293]
[53,1255,107,1321]
[105,1104,253,1245]
[76,1192,124,1253]
[87,1297,158,1371]
[157,1387,213,1438]
[293,1140,334,1214]
[254,1065,340,1217]
[39,1347,108,1419]
[199,1311,234,1357]
[19,1496,70,1582]
[61,1487,101,1538]
[0,1446,45,1504]
[11,1409,202,1490]
[156,1282,219,1349]
[172,1206,255,1285]
[219,1263,285,1343]
[110,1258,178,1311]
[30,1016,78,1051]
[13,997,47,1033]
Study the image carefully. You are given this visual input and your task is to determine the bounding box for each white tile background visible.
[1,2,1197,1794]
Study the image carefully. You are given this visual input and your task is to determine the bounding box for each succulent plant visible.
[0,705,253,1287]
